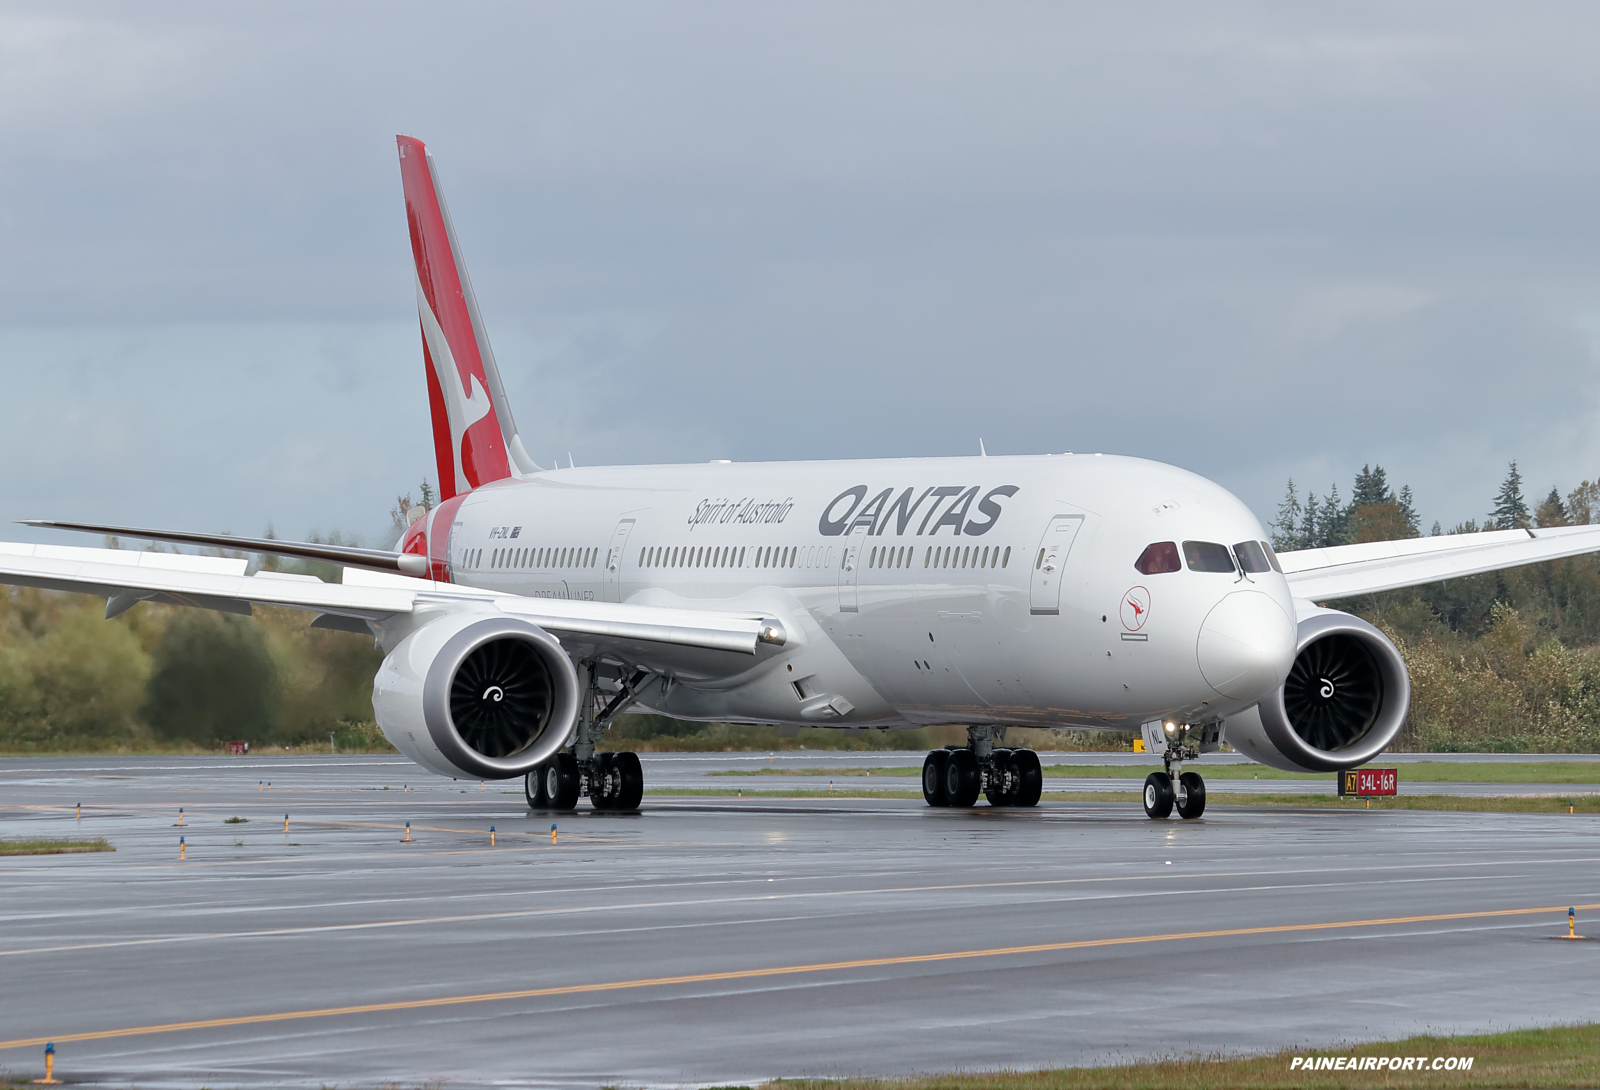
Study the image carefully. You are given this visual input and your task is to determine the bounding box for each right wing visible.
[0,542,785,676]
[1280,525,1600,601]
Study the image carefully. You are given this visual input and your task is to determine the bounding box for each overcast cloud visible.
[3,2,1600,545]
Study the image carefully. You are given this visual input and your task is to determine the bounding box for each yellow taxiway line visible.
[4,900,1598,1051]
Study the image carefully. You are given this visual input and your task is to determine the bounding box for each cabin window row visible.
[865,544,1012,570]
[475,545,599,571]
[637,544,831,570]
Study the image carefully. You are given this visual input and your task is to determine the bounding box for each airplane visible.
[6,133,1600,820]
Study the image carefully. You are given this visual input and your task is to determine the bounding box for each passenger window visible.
[1002,546,1011,568]
[1234,540,1272,574]
[1134,542,1181,575]
[1183,541,1236,573]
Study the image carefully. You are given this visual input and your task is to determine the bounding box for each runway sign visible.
[1339,768,1397,796]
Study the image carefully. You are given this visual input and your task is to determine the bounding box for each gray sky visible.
[4,2,1600,546]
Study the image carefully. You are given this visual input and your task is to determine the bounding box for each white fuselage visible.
[437,452,1299,734]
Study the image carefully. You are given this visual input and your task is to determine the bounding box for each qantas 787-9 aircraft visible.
[6,135,1600,819]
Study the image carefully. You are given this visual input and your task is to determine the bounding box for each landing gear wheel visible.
[1010,749,1043,808]
[944,749,981,808]
[545,751,581,810]
[611,751,643,811]
[1142,772,1174,819]
[922,750,950,807]
[525,765,549,809]
[984,748,1016,806]
[590,752,617,810]
[1176,772,1206,819]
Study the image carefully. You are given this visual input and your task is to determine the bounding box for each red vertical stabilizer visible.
[397,135,537,500]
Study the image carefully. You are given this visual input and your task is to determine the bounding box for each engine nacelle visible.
[1224,607,1410,773]
[372,612,580,780]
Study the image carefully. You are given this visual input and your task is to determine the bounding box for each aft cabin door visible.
[603,519,635,603]
[837,522,869,612]
[1029,514,1084,615]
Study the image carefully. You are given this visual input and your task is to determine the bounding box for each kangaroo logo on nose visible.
[1120,586,1151,631]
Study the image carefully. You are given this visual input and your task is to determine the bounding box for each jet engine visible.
[1224,607,1410,773]
[372,613,580,780]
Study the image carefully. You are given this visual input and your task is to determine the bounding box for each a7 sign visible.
[1339,768,1398,796]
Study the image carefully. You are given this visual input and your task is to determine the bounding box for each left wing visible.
[0,542,785,676]
[1280,524,1600,601]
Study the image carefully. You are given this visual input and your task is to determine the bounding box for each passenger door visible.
[603,519,635,603]
[1029,514,1085,615]
[837,522,869,612]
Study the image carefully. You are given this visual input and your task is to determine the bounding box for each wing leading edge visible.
[1280,524,1600,601]
[0,542,782,668]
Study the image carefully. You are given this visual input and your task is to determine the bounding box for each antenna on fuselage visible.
[978,438,987,457]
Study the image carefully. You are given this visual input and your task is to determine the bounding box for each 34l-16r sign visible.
[1339,768,1398,796]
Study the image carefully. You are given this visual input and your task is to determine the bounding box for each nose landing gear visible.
[1143,721,1215,819]
[921,727,1043,808]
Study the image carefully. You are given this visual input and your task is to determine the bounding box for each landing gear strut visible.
[526,663,650,813]
[922,727,1042,809]
[1143,721,1213,820]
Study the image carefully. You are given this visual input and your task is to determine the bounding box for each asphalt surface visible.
[3,753,1600,1088]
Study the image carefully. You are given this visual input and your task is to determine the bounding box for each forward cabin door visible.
[837,521,869,612]
[603,519,635,603]
[1029,515,1084,615]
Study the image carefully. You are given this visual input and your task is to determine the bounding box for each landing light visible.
[1164,722,1176,733]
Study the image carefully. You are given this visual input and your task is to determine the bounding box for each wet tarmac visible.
[2,753,1598,1088]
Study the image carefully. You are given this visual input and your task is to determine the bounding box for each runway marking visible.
[4,900,1598,1051]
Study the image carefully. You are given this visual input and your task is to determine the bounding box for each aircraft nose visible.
[1196,591,1297,701]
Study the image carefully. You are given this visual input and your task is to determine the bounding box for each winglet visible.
[397,135,539,501]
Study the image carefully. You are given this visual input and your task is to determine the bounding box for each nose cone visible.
[1197,591,1296,701]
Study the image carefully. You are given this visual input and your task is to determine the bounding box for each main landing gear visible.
[921,726,1043,808]
[526,750,644,811]
[1143,723,1208,820]
[526,662,649,813]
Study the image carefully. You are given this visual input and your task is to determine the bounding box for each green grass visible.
[761,1024,1600,1089]
[712,761,1600,783]
[0,836,113,855]
[225,816,248,823]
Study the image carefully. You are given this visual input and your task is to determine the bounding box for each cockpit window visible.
[1183,540,1236,573]
[1233,540,1272,574]
[1134,541,1181,574]
[1261,540,1283,573]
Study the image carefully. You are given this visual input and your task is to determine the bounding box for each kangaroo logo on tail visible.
[398,135,539,500]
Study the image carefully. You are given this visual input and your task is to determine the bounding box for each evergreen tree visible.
[1536,486,1569,528]
[1318,483,1349,547]
[1272,479,1304,551]
[1299,491,1321,550]
[1398,485,1420,534]
[1351,464,1394,508]
[1490,461,1529,529]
